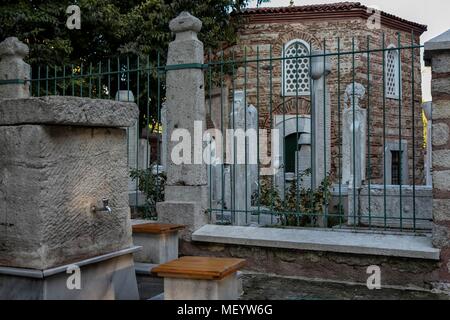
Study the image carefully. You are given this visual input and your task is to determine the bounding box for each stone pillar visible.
[310,51,331,189]
[423,102,433,186]
[425,29,450,287]
[157,12,209,239]
[0,37,30,98]
[161,103,168,171]
[0,38,140,300]
[310,51,331,227]
[296,133,312,189]
[229,92,258,226]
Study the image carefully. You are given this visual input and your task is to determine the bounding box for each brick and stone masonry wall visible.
[425,30,450,287]
[211,17,424,185]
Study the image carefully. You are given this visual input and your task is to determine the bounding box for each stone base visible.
[0,248,140,300]
[164,273,240,300]
[133,232,178,264]
[157,201,209,241]
[348,185,433,229]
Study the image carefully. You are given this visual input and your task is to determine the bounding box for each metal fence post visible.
[157,12,209,240]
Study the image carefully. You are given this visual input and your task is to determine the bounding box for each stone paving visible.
[241,273,450,300]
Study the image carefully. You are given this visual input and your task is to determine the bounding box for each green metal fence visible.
[30,54,167,219]
[29,33,430,232]
[204,34,429,233]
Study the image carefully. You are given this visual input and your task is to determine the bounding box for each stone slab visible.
[133,232,179,264]
[0,96,138,127]
[425,29,450,53]
[157,201,209,241]
[0,249,140,300]
[164,273,240,300]
[348,185,433,229]
[192,225,440,260]
[0,125,133,270]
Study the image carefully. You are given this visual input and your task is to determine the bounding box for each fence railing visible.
[29,34,431,233]
[30,55,167,220]
[204,35,430,233]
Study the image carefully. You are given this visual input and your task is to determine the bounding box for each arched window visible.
[385,45,401,99]
[283,40,311,96]
[284,133,299,173]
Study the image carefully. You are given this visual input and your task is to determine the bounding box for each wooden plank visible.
[132,223,185,234]
[152,256,246,280]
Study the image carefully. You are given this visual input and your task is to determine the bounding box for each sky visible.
[248,0,450,101]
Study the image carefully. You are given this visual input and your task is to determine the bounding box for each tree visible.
[0,0,261,131]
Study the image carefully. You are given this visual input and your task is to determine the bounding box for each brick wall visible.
[212,16,425,186]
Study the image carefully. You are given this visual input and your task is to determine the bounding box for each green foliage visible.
[130,166,166,219]
[253,169,333,227]
[0,0,252,131]
[0,0,251,65]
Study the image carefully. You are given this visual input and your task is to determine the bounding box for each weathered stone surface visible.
[0,125,133,269]
[425,29,450,53]
[0,37,30,99]
[133,232,179,264]
[351,185,433,229]
[157,201,208,241]
[433,170,450,192]
[240,273,450,300]
[169,11,202,35]
[164,273,239,300]
[433,123,450,147]
[181,240,441,290]
[192,225,440,260]
[0,250,139,300]
[432,223,450,248]
[433,150,450,168]
[0,96,138,127]
[157,12,209,239]
[432,100,450,120]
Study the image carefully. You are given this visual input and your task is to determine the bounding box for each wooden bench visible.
[152,256,246,300]
[132,222,185,264]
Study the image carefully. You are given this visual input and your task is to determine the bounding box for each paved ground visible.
[241,273,450,300]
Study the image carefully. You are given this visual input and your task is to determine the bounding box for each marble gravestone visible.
[229,91,258,226]
[342,83,367,189]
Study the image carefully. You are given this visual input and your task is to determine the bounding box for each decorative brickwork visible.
[216,7,425,186]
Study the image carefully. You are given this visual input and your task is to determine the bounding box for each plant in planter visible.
[253,169,333,227]
[130,166,166,219]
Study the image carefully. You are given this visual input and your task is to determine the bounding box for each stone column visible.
[157,12,209,239]
[0,37,31,98]
[229,92,258,226]
[310,51,331,227]
[422,102,433,186]
[425,29,450,287]
[310,51,331,189]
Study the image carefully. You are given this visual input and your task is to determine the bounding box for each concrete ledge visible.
[0,246,142,278]
[192,225,440,261]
